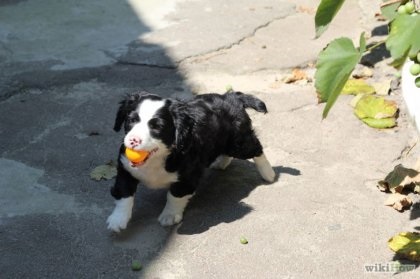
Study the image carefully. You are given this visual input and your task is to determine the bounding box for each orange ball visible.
[125,148,149,163]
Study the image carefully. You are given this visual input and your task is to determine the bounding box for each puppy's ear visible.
[113,93,142,132]
[170,104,194,153]
[114,103,127,132]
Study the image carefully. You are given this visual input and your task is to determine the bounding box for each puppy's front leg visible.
[158,182,194,226]
[107,163,139,232]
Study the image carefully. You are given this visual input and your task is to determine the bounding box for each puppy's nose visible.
[128,136,142,147]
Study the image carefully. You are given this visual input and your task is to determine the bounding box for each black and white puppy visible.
[107,91,275,232]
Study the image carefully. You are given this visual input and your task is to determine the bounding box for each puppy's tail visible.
[230,92,268,113]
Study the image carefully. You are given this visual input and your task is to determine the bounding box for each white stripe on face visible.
[124,99,166,150]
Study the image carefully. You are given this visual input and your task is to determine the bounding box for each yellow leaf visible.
[341,79,376,95]
[354,95,398,129]
[350,94,364,107]
[388,232,420,262]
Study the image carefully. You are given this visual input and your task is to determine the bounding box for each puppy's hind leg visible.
[231,132,275,182]
[254,153,275,182]
[210,155,233,170]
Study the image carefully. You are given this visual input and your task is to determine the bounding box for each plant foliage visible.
[314,0,346,38]
[315,34,365,118]
[314,0,420,119]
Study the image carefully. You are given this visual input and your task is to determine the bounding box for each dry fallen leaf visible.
[374,12,387,22]
[378,164,420,193]
[384,193,413,211]
[283,68,310,84]
[296,5,315,14]
[352,67,374,79]
[373,79,392,96]
[90,162,117,181]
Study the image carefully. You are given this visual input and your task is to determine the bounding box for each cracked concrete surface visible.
[1,0,419,278]
[180,0,362,74]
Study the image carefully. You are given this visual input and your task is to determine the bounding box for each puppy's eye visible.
[149,118,164,130]
[127,113,140,124]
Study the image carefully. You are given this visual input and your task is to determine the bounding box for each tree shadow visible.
[410,200,420,230]
[0,1,305,278]
[360,43,391,67]
[391,250,420,274]
[0,1,190,278]
[371,24,388,37]
[359,24,391,67]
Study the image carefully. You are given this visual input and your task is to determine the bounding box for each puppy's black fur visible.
[111,91,268,200]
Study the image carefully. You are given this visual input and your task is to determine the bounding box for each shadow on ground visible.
[0,1,185,278]
[101,161,300,275]
[359,24,391,67]
[410,201,420,226]
[0,1,302,277]
[177,162,301,235]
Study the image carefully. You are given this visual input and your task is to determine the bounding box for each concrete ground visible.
[1,0,419,278]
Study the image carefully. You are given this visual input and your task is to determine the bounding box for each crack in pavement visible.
[177,11,296,65]
[115,60,177,70]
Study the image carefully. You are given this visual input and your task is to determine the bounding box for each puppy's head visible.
[114,92,175,156]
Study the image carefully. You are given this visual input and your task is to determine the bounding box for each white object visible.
[401,60,420,134]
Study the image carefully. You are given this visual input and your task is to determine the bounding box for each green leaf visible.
[386,14,420,67]
[315,37,362,118]
[341,79,376,95]
[315,0,346,38]
[380,0,402,21]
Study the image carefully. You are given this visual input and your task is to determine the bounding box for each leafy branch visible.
[315,0,420,119]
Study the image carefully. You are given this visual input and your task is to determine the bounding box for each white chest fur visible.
[121,154,178,189]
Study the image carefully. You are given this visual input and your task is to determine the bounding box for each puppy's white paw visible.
[158,192,192,227]
[107,212,130,233]
[158,211,183,226]
[106,197,134,233]
[210,156,233,170]
[260,165,275,182]
[254,154,276,182]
